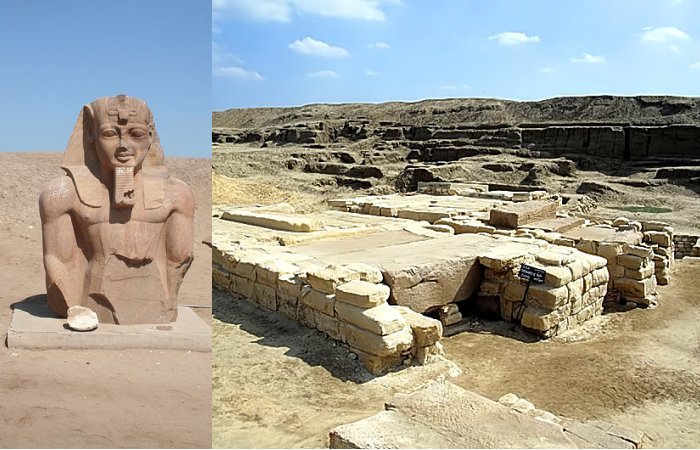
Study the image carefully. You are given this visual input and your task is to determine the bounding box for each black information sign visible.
[519,264,546,284]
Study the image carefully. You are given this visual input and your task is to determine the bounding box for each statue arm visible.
[39,177,82,317]
[165,180,195,299]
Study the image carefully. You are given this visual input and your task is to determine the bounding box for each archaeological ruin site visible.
[212,96,700,448]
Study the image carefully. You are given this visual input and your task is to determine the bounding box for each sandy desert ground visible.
[0,153,212,448]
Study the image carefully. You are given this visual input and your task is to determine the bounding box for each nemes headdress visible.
[61,95,169,209]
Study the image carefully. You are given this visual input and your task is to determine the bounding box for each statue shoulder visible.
[39,176,77,217]
[168,177,195,215]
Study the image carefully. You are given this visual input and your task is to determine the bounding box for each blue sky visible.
[0,0,211,156]
[212,0,700,110]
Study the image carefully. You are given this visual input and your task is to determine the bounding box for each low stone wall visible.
[212,246,443,375]
[673,234,699,258]
[479,246,609,337]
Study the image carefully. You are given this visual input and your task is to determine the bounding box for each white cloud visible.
[690,61,700,71]
[369,42,391,50]
[212,41,263,80]
[640,26,690,43]
[364,69,380,76]
[308,70,340,78]
[212,0,395,22]
[439,84,471,91]
[213,67,264,80]
[488,32,540,46]
[570,53,607,64]
[213,0,292,22]
[539,67,556,74]
[289,37,349,58]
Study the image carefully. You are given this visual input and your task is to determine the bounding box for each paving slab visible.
[329,380,577,448]
[489,200,559,228]
[7,303,210,352]
[564,225,642,245]
[520,217,586,233]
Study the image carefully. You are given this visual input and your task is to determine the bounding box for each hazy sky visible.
[0,0,211,156]
[212,0,700,110]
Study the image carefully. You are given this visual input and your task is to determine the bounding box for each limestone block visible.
[554,238,575,247]
[489,200,558,228]
[233,255,263,281]
[535,250,574,267]
[521,306,562,332]
[278,275,305,298]
[622,244,653,259]
[300,287,336,316]
[397,209,422,221]
[503,282,527,302]
[629,221,643,232]
[567,277,584,300]
[500,297,515,322]
[315,311,346,342]
[380,207,398,217]
[480,280,503,296]
[656,269,671,285]
[590,267,610,286]
[512,399,536,414]
[384,257,482,313]
[231,275,254,299]
[255,260,300,288]
[641,220,670,232]
[344,263,384,283]
[617,254,647,270]
[498,393,520,407]
[307,265,361,294]
[584,253,608,270]
[624,263,654,281]
[425,224,455,234]
[221,253,239,273]
[596,242,623,264]
[395,306,443,347]
[212,247,224,266]
[254,284,277,311]
[212,265,231,290]
[346,324,414,356]
[298,304,317,329]
[575,304,596,324]
[419,211,451,223]
[353,349,405,375]
[618,277,656,299]
[608,265,625,278]
[645,231,671,247]
[335,302,407,336]
[612,217,630,227]
[336,281,390,308]
[277,293,299,320]
[526,284,569,310]
[536,268,568,289]
[221,209,324,232]
[567,259,584,280]
[576,240,598,255]
[414,342,444,365]
[481,252,533,271]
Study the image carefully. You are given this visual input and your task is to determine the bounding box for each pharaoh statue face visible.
[83,95,155,207]
[85,95,153,172]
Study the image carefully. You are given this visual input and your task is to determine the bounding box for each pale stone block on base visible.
[7,303,210,352]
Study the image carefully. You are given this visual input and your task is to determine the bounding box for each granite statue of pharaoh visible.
[39,95,194,331]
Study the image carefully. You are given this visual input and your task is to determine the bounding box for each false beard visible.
[114,166,135,208]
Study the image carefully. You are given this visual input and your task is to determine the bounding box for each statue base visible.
[7,302,209,352]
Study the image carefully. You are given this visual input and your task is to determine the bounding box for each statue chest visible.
[84,218,168,262]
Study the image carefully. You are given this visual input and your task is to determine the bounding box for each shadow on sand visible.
[212,288,379,384]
